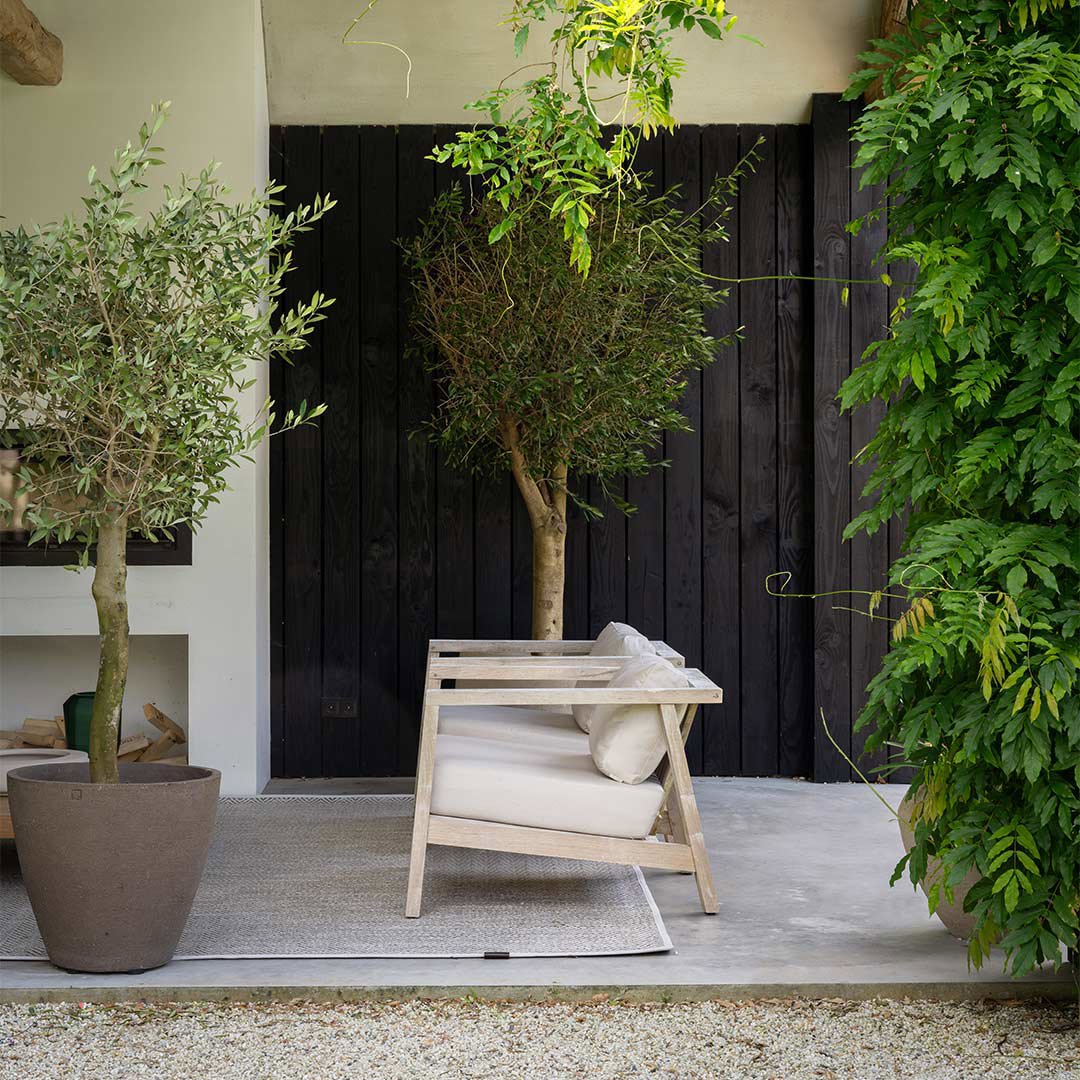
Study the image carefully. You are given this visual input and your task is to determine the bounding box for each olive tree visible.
[0,106,332,783]
[404,182,732,638]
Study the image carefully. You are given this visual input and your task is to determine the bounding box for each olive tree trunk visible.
[89,516,129,783]
[503,420,568,640]
[530,508,567,640]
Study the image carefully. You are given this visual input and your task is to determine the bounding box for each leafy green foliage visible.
[433,0,738,274]
[403,180,731,513]
[0,104,333,552]
[842,1,1080,976]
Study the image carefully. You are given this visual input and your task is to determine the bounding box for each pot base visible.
[8,762,220,973]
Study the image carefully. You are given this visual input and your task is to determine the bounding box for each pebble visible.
[2,997,1078,1079]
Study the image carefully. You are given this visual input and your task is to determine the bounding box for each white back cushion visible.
[589,655,689,785]
[592,621,652,658]
[572,622,656,733]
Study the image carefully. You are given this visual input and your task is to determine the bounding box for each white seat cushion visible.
[589,655,690,785]
[430,733,664,840]
[573,622,657,734]
[438,705,586,753]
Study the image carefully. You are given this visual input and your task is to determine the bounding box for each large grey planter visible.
[8,761,220,973]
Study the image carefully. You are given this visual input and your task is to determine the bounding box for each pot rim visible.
[7,762,220,788]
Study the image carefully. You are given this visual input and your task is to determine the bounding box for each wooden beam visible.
[865,0,916,102]
[0,0,62,85]
[881,0,912,37]
[426,816,697,873]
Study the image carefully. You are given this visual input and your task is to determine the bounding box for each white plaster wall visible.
[0,636,188,744]
[0,0,270,794]
[263,0,878,126]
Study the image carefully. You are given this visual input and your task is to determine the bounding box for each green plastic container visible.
[63,692,122,754]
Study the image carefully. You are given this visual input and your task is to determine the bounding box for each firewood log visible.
[117,734,152,761]
[142,703,186,744]
[138,731,179,762]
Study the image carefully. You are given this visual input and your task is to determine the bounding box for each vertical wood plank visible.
[848,109,890,777]
[886,174,915,631]
[433,124,475,639]
[563,483,589,640]
[663,125,704,773]
[512,491,533,639]
[359,125,399,775]
[268,125,287,779]
[320,126,362,777]
[700,124,742,776]
[738,125,780,776]
[775,124,814,778]
[280,125,324,778]
[474,473,514,638]
[588,125,628,637]
[625,133,665,639]
[812,95,854,781]
[588,481,627,634]
[397,125,438,772]
[887,176,916,784]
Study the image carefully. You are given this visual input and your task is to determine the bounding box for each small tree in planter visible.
[404,182,734,638]
[0,106,332,974]
[0,105,332,785]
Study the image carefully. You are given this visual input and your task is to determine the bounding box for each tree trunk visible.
[532,517,567,640]
[501,419,570,641]
[89,516,129,784]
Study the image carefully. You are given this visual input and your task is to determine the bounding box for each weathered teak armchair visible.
[406,639,722,917]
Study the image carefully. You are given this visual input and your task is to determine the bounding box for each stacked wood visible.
[1,716,67,749]
[0,705,187,764]
[117,734,152,762]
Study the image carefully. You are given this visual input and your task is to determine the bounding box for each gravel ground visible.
[1,997,1077,1079]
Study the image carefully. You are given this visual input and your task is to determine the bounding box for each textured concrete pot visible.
[898,790,980,941]
[8,761,220,973]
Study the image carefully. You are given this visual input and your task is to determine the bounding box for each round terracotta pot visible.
[898,790,979,941]
[8,761,220,973]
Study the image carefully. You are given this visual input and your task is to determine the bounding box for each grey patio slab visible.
[0,779,1073,1002]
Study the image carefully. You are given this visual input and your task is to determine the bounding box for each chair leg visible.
[405,696,439,918]
[405,816,429,919]
[661,704,719,914]
[664,795,694,874]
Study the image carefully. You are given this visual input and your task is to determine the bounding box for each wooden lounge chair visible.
[406,638,722,917]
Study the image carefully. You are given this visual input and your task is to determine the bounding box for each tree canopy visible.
[0,103,332,554]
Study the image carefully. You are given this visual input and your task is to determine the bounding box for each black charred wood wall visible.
[269,94,908,779]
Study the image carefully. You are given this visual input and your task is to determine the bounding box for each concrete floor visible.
[0,779,1073,1002]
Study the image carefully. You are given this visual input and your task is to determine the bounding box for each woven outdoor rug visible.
[0,795,671,960]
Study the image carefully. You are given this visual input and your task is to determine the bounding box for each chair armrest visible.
[653,642,685,666]
[425,670,722,708]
